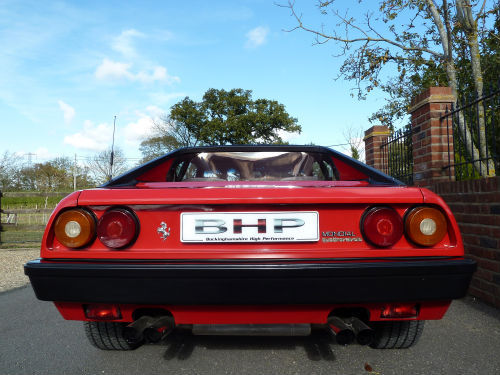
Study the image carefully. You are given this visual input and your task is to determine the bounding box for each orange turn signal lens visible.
[405,207,447,247]
[54,209,96,248]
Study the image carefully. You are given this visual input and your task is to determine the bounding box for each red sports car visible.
[25,145,475,350]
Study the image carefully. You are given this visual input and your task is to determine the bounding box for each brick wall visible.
[432,177,500,309]
[409,87,455,187]
[364,86,500,309]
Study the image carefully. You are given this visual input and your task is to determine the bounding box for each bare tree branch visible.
[285,1,445,58]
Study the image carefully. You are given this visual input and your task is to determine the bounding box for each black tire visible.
[369,320,424,349]
[84,321,141,350]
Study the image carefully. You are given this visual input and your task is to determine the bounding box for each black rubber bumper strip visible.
[24,258,476,305]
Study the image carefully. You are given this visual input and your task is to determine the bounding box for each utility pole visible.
[109,115,117,181]
[73,153,77,191]
[25,152,36,166]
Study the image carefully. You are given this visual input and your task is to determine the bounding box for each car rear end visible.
[24,146,476,350]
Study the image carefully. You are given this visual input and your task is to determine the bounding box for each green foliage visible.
[350,145,360,160]
[140,88,301,161]
[285,1,498,131]
[2,195,68,208]
[139,135,180,162]
[369,3,500,129]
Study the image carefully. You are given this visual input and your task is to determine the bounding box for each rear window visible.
[167,152,339,182]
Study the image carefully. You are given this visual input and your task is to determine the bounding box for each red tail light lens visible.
[85,304,122,320]
[361,207,403,247]
[97,208,138,249]
[381,303,419,319]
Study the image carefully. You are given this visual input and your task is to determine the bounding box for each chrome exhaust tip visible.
[327,316,355,345]
[349,317,374,346]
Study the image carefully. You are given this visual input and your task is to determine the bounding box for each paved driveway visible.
[1,286,499,375]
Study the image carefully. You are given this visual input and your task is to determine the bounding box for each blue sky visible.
[0,0,395,165]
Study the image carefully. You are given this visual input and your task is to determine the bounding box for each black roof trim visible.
[102,145,404,187]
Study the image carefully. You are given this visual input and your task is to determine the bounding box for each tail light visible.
[381,303,419,319]
[85,304,122,320]
[405,206,447,247]
[97,208,139,249]
[361,207,403,247]
[54,209,96,248]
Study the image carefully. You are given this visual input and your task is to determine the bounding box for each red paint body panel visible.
[31,147,472,327]
[41,186,463,260]
[77,186,423,206]
[40,191,81,253]
[54,301,451,323]
[331,157,369,181]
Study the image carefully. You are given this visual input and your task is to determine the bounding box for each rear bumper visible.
[24,258,476,305]
[24,259,476,305]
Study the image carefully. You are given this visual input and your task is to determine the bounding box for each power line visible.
[325,143,350,148]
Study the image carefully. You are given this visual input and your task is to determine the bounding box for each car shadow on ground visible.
[156,329,337,362]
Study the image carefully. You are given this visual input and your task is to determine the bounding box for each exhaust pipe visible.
[327,317,355,345]
[348,317,374,346]
[123,315,175,343]
[123,316,156,342]
[143,316,175,343]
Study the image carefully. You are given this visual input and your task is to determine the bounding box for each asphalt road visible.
[1,286,500,375]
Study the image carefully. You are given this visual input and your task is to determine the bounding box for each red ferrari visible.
[25,145,475,350]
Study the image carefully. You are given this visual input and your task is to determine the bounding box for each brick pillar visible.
[364,125,391,171]
[409,87,456,188]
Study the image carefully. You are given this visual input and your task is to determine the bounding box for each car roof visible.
[103,145,404,187]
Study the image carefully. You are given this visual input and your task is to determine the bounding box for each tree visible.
[0,153,96,192]
[283,0,497,176]
[343,126,365,161]
[87,148,129,184]
[139,116,199,162]
[10,158,70,191]
[0,151,19,190]
[33,158,73,191]
[72,163,97,190]
[140,88,301,161]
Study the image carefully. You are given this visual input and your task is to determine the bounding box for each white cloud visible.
[277,129,300,143]
[14,147,57,162]
[145,105,165,118]
[245,26,269,48]
[124,116,155,145]
[135,66,180,84]
[58,100,75,124]
[112,29,145,57]
[123,106,167,146]
[35,147,56,160]
[95,58,133,81]
[95,58,180,84]
[64,120,113,151]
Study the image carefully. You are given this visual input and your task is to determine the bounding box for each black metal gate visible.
[441,82,500,180]
[380,125,413,185]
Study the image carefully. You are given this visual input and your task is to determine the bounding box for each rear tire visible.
[84,321,141,350]
[369,320,424,349]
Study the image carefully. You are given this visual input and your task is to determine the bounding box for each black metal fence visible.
[441,83,500,180]
[380,125,413,185]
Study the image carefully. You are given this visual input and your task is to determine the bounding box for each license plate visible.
[181,212,319,243]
